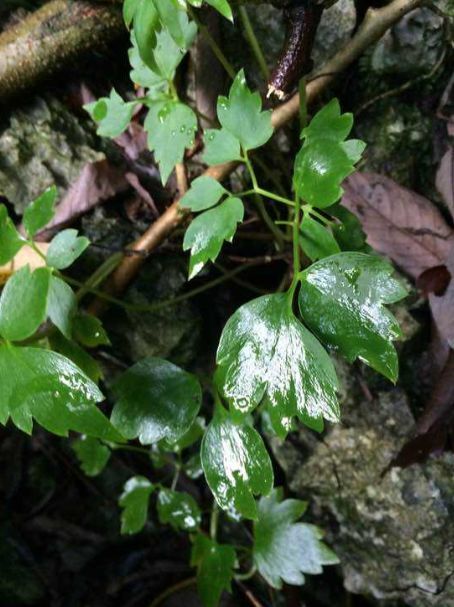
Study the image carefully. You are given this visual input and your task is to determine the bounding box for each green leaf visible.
[129,34,167,91]
[72,436,111,477]
[299,215,340,261]
[49,331,103,383]
[183,197,244,279]
[111,358,202,445]
[185,452,203,479]
[47,276,76,340]
[157,488,201,531]
[151,11,197,80]
[46,229,89,270]
[293,99,365,208]
[23,186,57,237]
[205,0,233,21]
[201,405,273,519]
[329,203,368,252]
[253,488,339,589]
[0,266,51,341]
[84,90,136,138]
[0,204,24,265]
[133,0,160,72]
[154,0,185,47]
[299,252,408,382]
[180,176,227,212]
[0,344,119,440]
[73,313,110,348]
[191,534,236,607]
[145,100,197,184]
[217,70,273,152]
[160,416,205,452]
[216,293,339,436]
[119,476,154,535]
[123,0,141,27]
[203,128,242,166]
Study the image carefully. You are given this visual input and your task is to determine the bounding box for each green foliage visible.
[47,275,77,339]
[203,128,242,165]
[23,186,57,237]
[0,204,23,265]
[73,314,110,348]
[216,294,339,436]
[119,476,154,535]
[47,229,89,270]
[180,176,227,212]
[157,489,201,531]
[300,214,340,261]
[191,534,236,607]
[253,489,339,589]
[299,253,407,381]
[111,357,202,444]
[73,436,111,477]
[201,405,273,519]
[183,196,244,279]
[293,99,365,208]
[84,90,136,138]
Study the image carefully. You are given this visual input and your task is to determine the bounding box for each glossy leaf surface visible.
[300,215,340,261]
[49,332,102,384]
[0,205,24,265]
[183,197,244,279]
[157,489,201,531]
[329,203,368,252]
[293,99,365,208]
[73,436,111,477]
[111,358,202,445]
[180,176,227,212]
[0,266,50,341]
[191,534,236,607]
[23,186,57,237]
[254,489,339,589]
[201,406,273,519]
[203,128,241,166]
[73,314,110,347]
[119,476,154,535]
[47,276,76,340]
[0,345,119,440]
[160,416,205,452]
[46,229,89,270]
[217,294,339,436]
[217,70,273,151]
[145,101,197,184]
[299,252,407,382]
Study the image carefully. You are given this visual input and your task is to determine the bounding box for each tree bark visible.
[0,0,123,101]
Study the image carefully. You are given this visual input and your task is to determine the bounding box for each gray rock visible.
[0,96,107,213]
[371,8,445,76]
[313,0,356,69]
[270,383,454,606]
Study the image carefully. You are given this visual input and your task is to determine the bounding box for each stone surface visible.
[270,378,454,606]
[312,0,356,69]
[0,96,107,213]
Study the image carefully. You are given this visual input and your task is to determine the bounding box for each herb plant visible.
[0,2,408,605]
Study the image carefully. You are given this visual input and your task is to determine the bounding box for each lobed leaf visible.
[84,90,137,139]
[23,186,57,237]
[119,476,154,535]
[0,204,24,265]
[73,436,111,477]
[191,534,236,607]
[300,215,340,261]
[203,128,241,166]
[47,275,77,340]
[46,229,89,270]
[180,176,227,212]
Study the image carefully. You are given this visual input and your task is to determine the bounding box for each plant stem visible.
[238,6,269,80]
[235,565,257,581]
[75,253,123,303]
[210,502,219,540]
[189,7,236,79]
[289,194,302,299]
[149,577,197,607]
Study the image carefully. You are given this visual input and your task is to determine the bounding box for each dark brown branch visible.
[0,0,123,101]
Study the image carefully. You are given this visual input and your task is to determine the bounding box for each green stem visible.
[235,565,257,581]
[210,502,219,540]
[189,7,236,79]
[289,194,302,300]
[75,252,123,303]
[149,577,197,607]
[238,6,269,80]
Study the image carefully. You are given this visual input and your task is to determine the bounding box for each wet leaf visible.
[23,187,57,237]
[217,70,273,152]
[0,204,24,265]
[145,100,197,184]
[299,252,407,382]
[160,416,205,452]
[216,294,340,435]
[0,266,50,341]
[180,176,227,212]
[293,99,365,208]
[119,476,154,535]
[191,534,236,607]
[203,128,242,166]
[73,436,111,477]
[49,332,103,383]
[342,172,454,279]
[73,314,110,348]
[111,358,202,445]
[329,203,368,252]
[157,488,201,531]
[201,405,273,519]
[299,214,340,261]
[0,344,119,440]
[253,488,339,589]
[46,229,89,270]
[183,197,244,279]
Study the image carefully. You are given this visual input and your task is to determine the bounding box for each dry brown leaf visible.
[0,243,48,285]
[342,172,454,279]
[429,244,454,348]
[436,146,454,220]
[35,159,129,241]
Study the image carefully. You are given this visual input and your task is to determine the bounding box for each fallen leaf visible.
[416,265,451,297]
[35,160,129,240]
[436,146,454,220]
[0,243,49,285]
[342,172,454,279]
[429,244,454,348]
